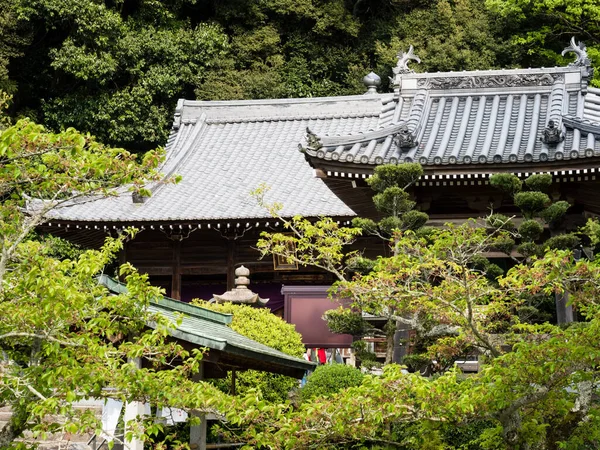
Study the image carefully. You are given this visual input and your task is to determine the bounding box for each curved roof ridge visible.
[177,95,387,124]
[316,121,406,147]
[403,65,578,80]
[563,114,600,133]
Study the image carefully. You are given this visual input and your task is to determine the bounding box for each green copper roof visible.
[98,275,314,377]
[99,274,232,325]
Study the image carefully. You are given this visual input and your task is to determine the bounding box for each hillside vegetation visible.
[2,0,599,150]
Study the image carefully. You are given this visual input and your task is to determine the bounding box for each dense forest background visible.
[1,0,599,151]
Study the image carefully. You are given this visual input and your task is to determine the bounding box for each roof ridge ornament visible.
[305,127,322,150]
[393,45,421,75]
[562,37,590,67]
[363,72,381,94]
[562,37,594,93]
[396,124,418,149]
[540,120,564,146]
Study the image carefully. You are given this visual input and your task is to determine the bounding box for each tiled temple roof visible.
[303,39,600,171]
[39,38,600,224]
[42,97,384,223]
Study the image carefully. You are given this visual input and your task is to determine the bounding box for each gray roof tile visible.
[46,96,383,222]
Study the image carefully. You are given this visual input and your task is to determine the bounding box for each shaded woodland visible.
[1,0,599,151]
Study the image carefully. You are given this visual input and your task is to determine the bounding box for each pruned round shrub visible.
[351,340,377,367]
[514,191,551,218]
[518,219,544,241]
[367,163,423,192]
[540,201,570,225]
[373,187,415,215]
[524,173,553,192]
[402,354,431,373]
[486,214,515,231]
[378,215,403,234]
[324,307,369,336]
[491,235,515,255]
[486,263,504,280]
[401,210,429,230]
[346,256,376,275]
[544,233,580,250]
[351,217,377,234]
[301,363,364,400]
[490,173,522,195]
[469,254,489,271]
[195,301,305,403]
[517,242,541,258]
[517,305,551,324]
[415,226,437,241]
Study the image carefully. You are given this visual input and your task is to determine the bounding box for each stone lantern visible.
[213,266,269,306]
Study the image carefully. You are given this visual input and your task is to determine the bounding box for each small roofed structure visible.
[99,274,311,379]
[213,265,269,306]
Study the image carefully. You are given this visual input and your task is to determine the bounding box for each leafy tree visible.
[0,119,230,448]
[328,164,428,364]
[353,163,426,240]
[375,0,513,75]
[10,0,230,150]
[489,172,579,323]
[228,222,600,449]
[0,0,29,95]
[251,165,600,447]
[258,164,435,365]
[253,183,363,283]
[486,0,600,85]
[192,301,305,403]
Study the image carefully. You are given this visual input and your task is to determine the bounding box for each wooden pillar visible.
[171,239,182,300]
[555,292,573,325]
[226,238,235,291]
[124,357,144,450]
[190,362,207,450]
[393,326,411,364]
[117,242,127,282]
[555,248,586,325]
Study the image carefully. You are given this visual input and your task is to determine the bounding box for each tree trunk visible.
[385,320,395,365]
[0,420,24,448]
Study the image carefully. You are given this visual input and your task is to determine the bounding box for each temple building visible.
[39,38,600,349]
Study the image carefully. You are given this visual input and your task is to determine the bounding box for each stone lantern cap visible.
[213,265,269,306]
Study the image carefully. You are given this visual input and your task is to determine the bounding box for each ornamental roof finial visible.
[562,37,594,92]
[305,127,322,150]
[363,72,381,95]
[393,45,421,75]
[562,37,590,67]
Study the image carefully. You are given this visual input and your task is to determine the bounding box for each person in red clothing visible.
[317,348,327,365]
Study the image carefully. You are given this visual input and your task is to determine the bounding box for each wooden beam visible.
[172,240,182,300]
[226,238,235,291]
